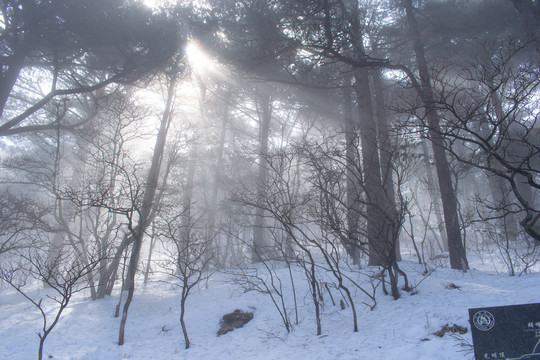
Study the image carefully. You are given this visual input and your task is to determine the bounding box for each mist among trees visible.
[1,0,539,355]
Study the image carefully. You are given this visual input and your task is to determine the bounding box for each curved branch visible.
[0,73,122,136]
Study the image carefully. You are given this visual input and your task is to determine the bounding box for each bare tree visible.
[427,38,540,250]
[0,248,98,360]
[233,141,388,332]
[156,210,213,349]
[118,68,181,345]
[0,191,47,258]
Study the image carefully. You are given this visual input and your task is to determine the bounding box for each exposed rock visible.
[217,309,254,336]
[432,323,468,337]
[444,282,462,290]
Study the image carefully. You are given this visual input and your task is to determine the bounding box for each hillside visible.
[1,254,539,360]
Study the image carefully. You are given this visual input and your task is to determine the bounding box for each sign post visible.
[468,303,540,360]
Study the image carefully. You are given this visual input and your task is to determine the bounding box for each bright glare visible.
[141,0,172,9]
[186,40,221,77]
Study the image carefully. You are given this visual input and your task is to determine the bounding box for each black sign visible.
[468,303,540,360]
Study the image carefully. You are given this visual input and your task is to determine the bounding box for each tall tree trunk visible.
[45,119,65,286]
[94,123,124,298]
[97,234,132,299]
[420,132,448,252]
[143,219,157,284]
[404,0,468,270]
[252,90,272,262]
[207,92,229,267]
[0,29,36,121]
[118,75,177,345]
[354,68,392,266]
[343,76,362,265]
[372,69,402,262]
[343,2,398,268]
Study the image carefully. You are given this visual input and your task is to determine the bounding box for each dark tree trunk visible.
[343,76,362,265]
[118,75,177,345]
[372,69,401,262]
[354,68,393,266]
[420,133,448,252]
[0,61,24,119]
[207,92,229,267]
[252,90,272,262]
[180,286,190,349]
[404,0,468,270]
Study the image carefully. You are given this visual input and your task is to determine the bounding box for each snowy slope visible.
[1,255,539,360]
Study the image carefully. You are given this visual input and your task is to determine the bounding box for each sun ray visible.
[186,40,223,78]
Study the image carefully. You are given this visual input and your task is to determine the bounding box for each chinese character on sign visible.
[469,303,540,360]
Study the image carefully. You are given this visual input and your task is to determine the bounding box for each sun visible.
[185,40,222,77]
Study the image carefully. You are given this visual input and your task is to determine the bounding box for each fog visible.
[0,0,539,356]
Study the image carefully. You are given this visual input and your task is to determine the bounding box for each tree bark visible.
[343,76,362,265]
[252,90,272,262]
[372,69,402,262]
[404,0,468,270]
[180,286,190,349]
[118,75,177,345]
[354,68,393,266]
[207,92,230,267]
[420,132,448,252]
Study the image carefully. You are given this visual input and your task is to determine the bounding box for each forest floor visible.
[1,251,539,360]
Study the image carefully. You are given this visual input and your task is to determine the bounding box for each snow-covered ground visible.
[1,253,539,360]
